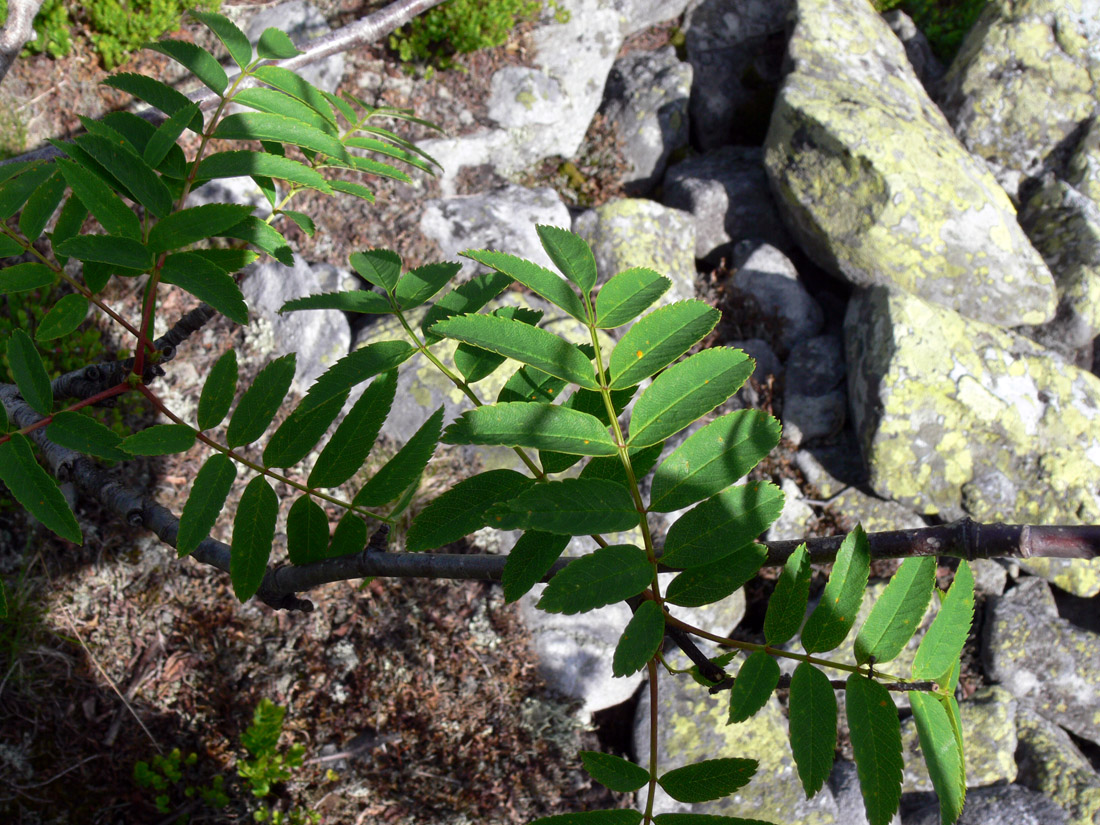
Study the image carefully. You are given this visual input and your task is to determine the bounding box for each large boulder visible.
[764,0,1056,329]
[1067,118,1100,203]
[845,286,1100,524]
[1015,704,1100,825]
[936,0,1100,201]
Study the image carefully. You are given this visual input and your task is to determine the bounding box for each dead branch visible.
[0,0,44,86]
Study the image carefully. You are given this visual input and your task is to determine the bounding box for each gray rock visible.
[419,185,572,280]
[187,176,272,218]
[936,0,1100,202]
[1067,117,1100,203]
[783,390,846,446]
[764,0,1056,329]
[683,0,792,148]
[766,477,814,541]
[881,9,944,92]
[984,576,1100,746]
[903,784,1069,825]
[608,0,692,37]
[729,241,823,356]
[1015,703,1100,825]
[662,146,793,262]
[845,286,1100,524]
[599,47,691,195]
[244,1,344,94]
[831,759,901,825]
[783,335,847,444]
[969,558,1008,596]
[785,335,846,396]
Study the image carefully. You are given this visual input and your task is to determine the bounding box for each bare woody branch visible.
[0,0,44,86]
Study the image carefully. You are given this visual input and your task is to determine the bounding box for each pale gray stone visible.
[729,241,823,356]
[245,1,344,94]
[881,9,944,91]
[903,785,1068,825]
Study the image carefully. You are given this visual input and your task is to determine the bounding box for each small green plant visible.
[133,747,230,815]
[874,0,988,62]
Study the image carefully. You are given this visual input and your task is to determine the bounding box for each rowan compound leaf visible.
[763,543,811,646]
[658,758,758,804]
[299,341,414,413]
[194,151,333,193]
[846,675,903,825]
[454,307,542,383]
[612,599,665,677]
[536,544,651,614]
[913,561,975,683]
[0,433,81,544]
[462,249,588,322]
[0,263,57,294]
[120,424,196,455]
[431,314,598,389]
[7,329,53,415]
[257,27,304,59]
[190,9,253,69]
[406,469,535,552]
[35,294,89,341]
[443,402,617,456]
[159,252,249,325]
[231,476,278,602]
[801,524,871,654]
[263,390,347,469]
[854,555,937,666]
[308,370,396,488]
[143,102,202,169]
[536,224,598,293]
[420,271,512,342]
[56,157,141,239]
[352,407,443,507]
[280,289,391,315]
[727,651,780,724]
[608,301,719,390]
[286,494,329,565]
[19,169,66,242]
[177,454,237,557]
[251,66,334,127]
[594,267,670,329]
[213,112,348,162]
[789,662,837,798]
[234,87,336,135]
[73,133,174,218]
[487,478,639,535]
[580,751,650,793]
[0,162,54,220]
[55,235,152,271]
[630,348,754,447]
[198,349,238,431]
[649,409,781,513]
[660,482,784,569]
[664,543,767,608]
[45,411,128,461]
[394,262,461,309]
[226,354,296,448]
[148,203,257,253]
[501,531,571,603]
[328,512,367,558]
[910,692,966,825]
[146,40,228,95]
[530,812,642,825]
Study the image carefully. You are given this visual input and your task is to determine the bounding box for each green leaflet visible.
[0,262,57,294]
[51,194,88,263]
[487,478,639,535]
[20,169,67,242]
[801,525,871,654]
[727,651,780,724]
[349,248,402,292]
[36,294,88,341]
[148,203,258,254]
[0,433,81,544]
[910,692,966,825]
[0,233,25,257]
[73,133,174,219]
[501,531,571,603]
[308,371,397,489]
[462,249,588,322]
[594,267,670,329]
[212,112,349,163]
[218,215,293,265]
[144,103,201,169]
[536,224,598,293]
[913,561,975,683]
[443,402,617,456]
[608,301,719,390]
[658,758,758,804]
[231,476,278,602]
[652,817,777,825]
[120,424,197,456]
[612,599,665,677]
[339,155,413,184]
[352,407,443,507]
[394,262,462,309]
[279,209,315,236]
[329,180,374,202]
[454,306,543,383]
[664,543,768,608]
[55,235,152,271]
[233,87,336,136]
[497,365,567,404]
[103,74,203,131]
[226,354,297,448]
[195,150,334,194]
[198,349,238,431]
[763,543,811,646]
[328,512,367,558]
[661,482,784,569]
[343,137,437,176]
[159,252,249,325]
[432,313,598,389]
[406,469,535,552]
[629,348,754,447]
[177,454,237,558]
[251,67,335,128]
[854,556,937,666]
[846,675,903,825]
[580,751,650,793]
[298,340,414,413]
[279,289,391,315]
[146,40,228,95]
[421,271,512,343]
[45,411,128,462]
[263,390,348,469]
[536,543,651,614]
[579,442,665,490]
[257,27,304,59]
[190,9,253,69]
[789,662,837,798]
[649,410,781,513]
[286,495,329,565]
[7,329,53,415]
[538,385,634,473]
[530,812,642,825]
[190,248,258,275]
[55,158,141,239]
[0,162,54,220]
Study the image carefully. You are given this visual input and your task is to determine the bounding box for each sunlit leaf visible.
[801,525,870,655]
[462,248,587,322]
[213,112,349,162]
[661,482,784,569]
[608,301,719,389]
[658,758,758,803]
[612,600,665,677]
[664,543,768,608]
[217,215,293,265]
[727,651,780,724]
[406,470,535,552]
[226,354,297,448]
[233,87,336,135]
[146,40,228,95]
[194,151,333,193]
[177,453,237,557]
[594,267,670,329]
[308,370,397,488]
[846,675,903,825]
[536,224,597,293]
[349,248,402,292]
[148,203,257,252]
[580,751,650,793]
[102,73,204,131]
[190,9,252,69]
[487,478,639,535]
[536,543,651,614]
[394,261,462,309]
[454,306,542,383]
[854,556,937,666]
[910,692,966,825]
[443,402,616,456]
[421,271,512,343]
[913,561,975,683]
[257,27,303,59]
[789,662,837,797]
[763,543,811,646]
